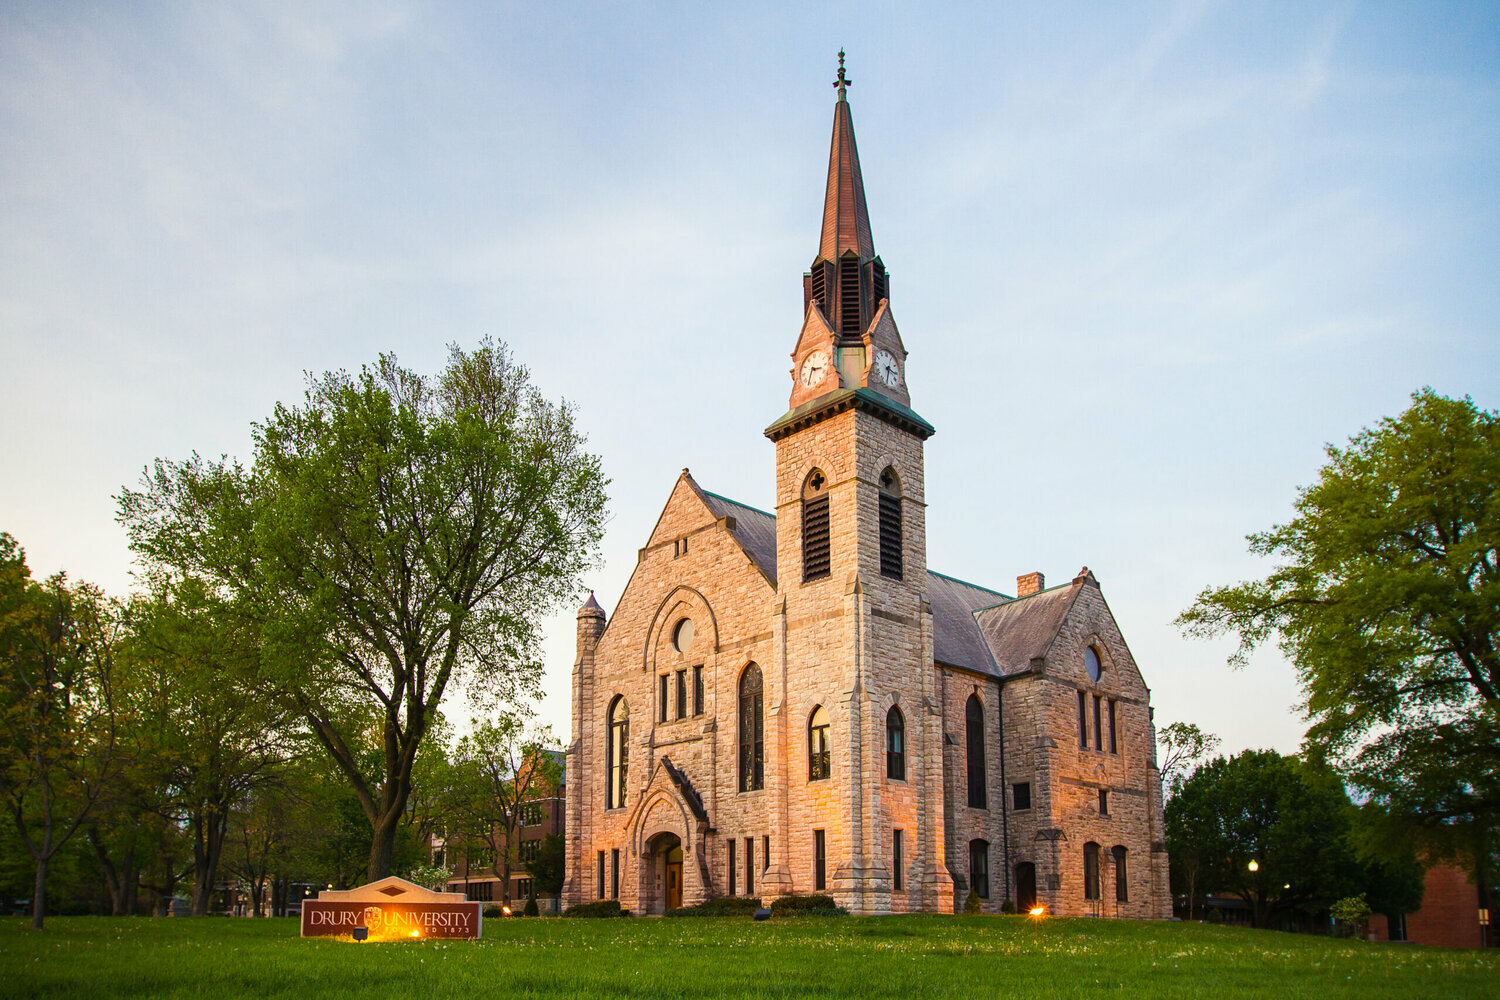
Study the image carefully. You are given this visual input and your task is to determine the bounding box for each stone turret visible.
[577,591,607,652]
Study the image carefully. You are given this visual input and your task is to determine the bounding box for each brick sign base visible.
[301,900,482,939]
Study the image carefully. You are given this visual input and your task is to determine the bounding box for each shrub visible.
[964,890,982,914]
[562,899,623,918]
[523,896,539,917]
[1330,894,1371,937]
[483,905,502,918]
[1000,899,1016,915]
[769,894,846,918]
[666,897,762,917]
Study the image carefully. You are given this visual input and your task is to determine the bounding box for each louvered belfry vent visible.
[808,261,830,313]
[838,256,863,338]
[879,491,903,579]
[803,490,831,581]
[869,260,888,304]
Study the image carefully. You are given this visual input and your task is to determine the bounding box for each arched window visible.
[808,706,830,781]
[606,696,629,810]
[1083,842,1101,901]
[965,694,987,809]
[802,469,831,581]
[1112,845,1128,903]
[886,705,906,781]
[878,467,902,580]
[1085,646,1102,683]
[739,664,764,792]
[969,839,990,899]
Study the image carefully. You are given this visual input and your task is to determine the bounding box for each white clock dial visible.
[873,349,901,388]
[800,350,830,387]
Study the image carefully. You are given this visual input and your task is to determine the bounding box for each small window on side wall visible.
[1012,782,1031,811]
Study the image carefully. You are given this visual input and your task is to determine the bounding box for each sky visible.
[2,1,1497,760]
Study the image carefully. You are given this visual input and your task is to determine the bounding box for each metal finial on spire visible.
[833,48,851,100]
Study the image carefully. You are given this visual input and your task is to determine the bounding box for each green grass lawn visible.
[0,914,1495,999]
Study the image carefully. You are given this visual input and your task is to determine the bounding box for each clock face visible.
[873,349,901,388]
[800,350,830,388]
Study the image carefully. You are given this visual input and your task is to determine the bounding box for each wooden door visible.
[665,846,683,910]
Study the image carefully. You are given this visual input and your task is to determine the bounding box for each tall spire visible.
[804,51,888,345]
[819,49,874,263]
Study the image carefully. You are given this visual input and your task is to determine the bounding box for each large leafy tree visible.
[1166,750,1362,927]
[0,534,124,928]
[1178,389,1499,867]
[119,341,607,880]
[123,577,295,915]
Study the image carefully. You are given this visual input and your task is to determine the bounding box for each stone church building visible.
[564,66,1171,918]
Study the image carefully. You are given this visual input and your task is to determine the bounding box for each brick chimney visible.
[1016,572,1045,597]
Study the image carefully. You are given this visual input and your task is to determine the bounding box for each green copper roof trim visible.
[763,387,935,442]
[700,490,775,520]
[928,569,1012,600]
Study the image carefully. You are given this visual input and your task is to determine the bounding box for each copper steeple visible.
[804,51,888,345]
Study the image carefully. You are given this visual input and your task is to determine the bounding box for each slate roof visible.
[699,490,1020,677]
[973,583,1081,676]
[700,491,778,585]
[926,572,1008,674]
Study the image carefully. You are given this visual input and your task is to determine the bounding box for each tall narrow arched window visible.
[969,839,990,899]
[1112,845,1128,903]
[886,705,906,780]
[808,706,830,781]
[1083,842,1101,901]
[878,467,902,580]
[802,469,831,581]
[739,664,764,792]
[606,696,629,810]
[965,694,987,809]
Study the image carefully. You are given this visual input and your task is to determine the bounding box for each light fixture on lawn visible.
[352,926,368,942]
[1247,860,1259,872]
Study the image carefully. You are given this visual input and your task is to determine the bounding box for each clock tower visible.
[760,53,951,914]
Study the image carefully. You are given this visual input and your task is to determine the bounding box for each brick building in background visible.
[1373,861,1497,949]
[563,59,1171,917]
[437,751,565,912]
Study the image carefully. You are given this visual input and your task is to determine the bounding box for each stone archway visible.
[643,831,683,915]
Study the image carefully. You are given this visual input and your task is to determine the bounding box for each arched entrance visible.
[644,832,683,914]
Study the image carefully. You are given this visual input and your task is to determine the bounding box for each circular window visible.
[1085,646,1102,683]
[673,618,695,653]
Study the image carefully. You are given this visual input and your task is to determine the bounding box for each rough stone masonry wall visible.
[566,475,778,914]
[772,406,949,914]
[1003,581,1170,919]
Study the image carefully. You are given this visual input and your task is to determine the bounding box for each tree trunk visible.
[32,855,48,930]
[122,854,138,916]
[366,811,401,883]
[191,809,229,917]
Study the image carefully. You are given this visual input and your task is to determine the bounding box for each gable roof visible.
[927,571,1008,674]
[700,491,779,586]
[973,582,1081,676]
[698,489,1016,676]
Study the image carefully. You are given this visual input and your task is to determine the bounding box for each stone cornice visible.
[764,387,935,442]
